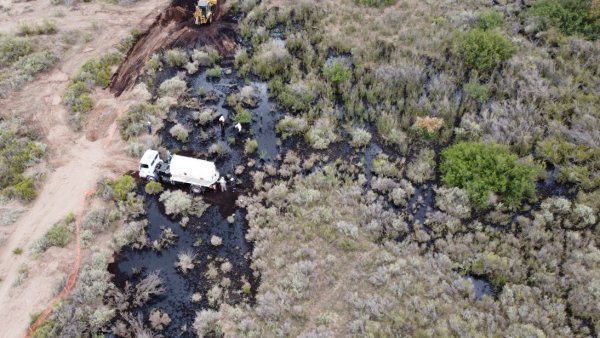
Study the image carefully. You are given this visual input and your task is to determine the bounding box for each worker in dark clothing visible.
[147,121,152,134]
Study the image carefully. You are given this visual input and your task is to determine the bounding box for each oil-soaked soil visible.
[110,0,238,96]
[107,61,286,334]
[108,186,257,337]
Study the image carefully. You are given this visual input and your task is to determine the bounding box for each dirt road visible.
[0,0,168,336]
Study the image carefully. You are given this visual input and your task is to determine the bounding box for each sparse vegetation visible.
[0,34,59,97]
[118,103,163,141]
[27,1,600,337]
[17,19,58,36]
[31,214,75,254]
[0,120,45,202]
[64,52,123,129]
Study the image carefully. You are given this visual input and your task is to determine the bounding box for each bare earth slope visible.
[0,0,168,337]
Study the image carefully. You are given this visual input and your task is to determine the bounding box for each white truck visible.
[139,149,220,193]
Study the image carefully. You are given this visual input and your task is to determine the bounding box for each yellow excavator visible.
[194,0,217,25]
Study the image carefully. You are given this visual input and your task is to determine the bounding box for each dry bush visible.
[434,186,471,219]
[169,123,189,143]
[149,309,171,331]
[406,148,435,183]
[305,117,339,149]
[159,190,192,217]
[413,116,444,134]
[193,109,218,126]
[158,75,187,98]
[164,49,187,68]
[348,127,372,148]
[133,271,165,307]
[252,40,292,78]
[175,250,196,273]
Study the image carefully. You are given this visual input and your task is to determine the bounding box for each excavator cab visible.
[195,0,216,25]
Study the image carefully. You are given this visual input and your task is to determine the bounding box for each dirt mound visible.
[110,0,238,96]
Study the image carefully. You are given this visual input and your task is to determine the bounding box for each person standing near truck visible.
[147,121,152,134]
[218,176,227,192]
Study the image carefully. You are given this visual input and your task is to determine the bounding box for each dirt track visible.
[0,1,168,337]
[110,0,238,95]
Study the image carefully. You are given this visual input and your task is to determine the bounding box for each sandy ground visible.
[0,0,169,336]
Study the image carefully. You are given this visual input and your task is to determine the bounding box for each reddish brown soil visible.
[110,0,238,96]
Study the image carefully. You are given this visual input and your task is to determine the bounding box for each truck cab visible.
[139,149,162,180]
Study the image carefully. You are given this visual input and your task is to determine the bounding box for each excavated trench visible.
[110,0,238,96]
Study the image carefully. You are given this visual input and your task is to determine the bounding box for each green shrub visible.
[64,53,123,124]
[118,103,161,140]
[453,29,516,74]
[71,93,93,114]
[206,65,222,79]
[528,0,600,40]
[277,82,316,112]
[144,53,162,79]
[440,141,542,208]
[145,181,164,195]
[13,50,58,77]
[112,175,136,202]
[323,61,352,85]
[170,124,189,143]
[17,19,58,36]
[234,108,252,124]
[46,222,71,248]
[478,10,504,30]
[234,49,249,69]
[244,139,258,154]
[0,126,44,200]
[354,0,397,7]
[373,154,403,178]
[76,53,121,87]
[464,80,490,103]
[11,177,37,202]
[0,36,33,66]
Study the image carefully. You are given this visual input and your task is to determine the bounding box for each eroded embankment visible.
[110,0,238,96]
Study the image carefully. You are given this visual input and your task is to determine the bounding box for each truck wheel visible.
[147,176,156,182]
[191,185,203,194]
